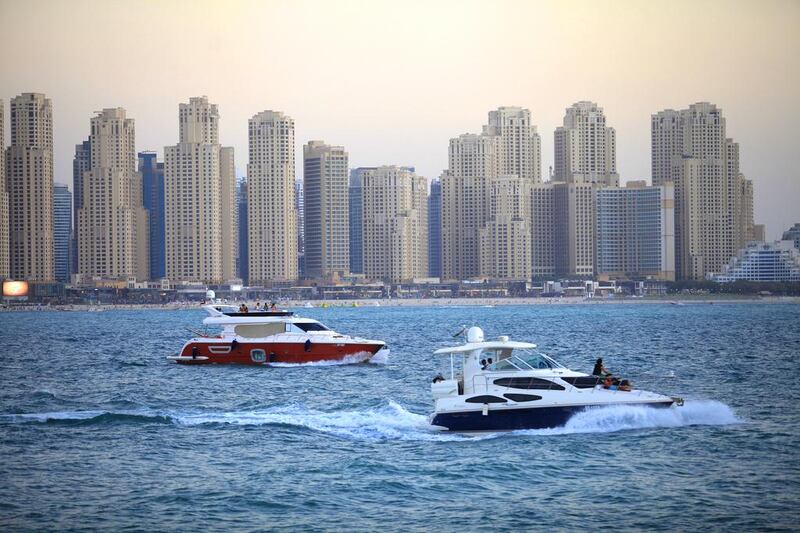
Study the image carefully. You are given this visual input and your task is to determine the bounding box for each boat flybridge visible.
[429,327,682,431]
[167,305,386,365]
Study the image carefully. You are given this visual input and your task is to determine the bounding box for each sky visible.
[1,0,798,239]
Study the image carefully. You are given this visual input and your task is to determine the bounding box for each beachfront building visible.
[348,168,371,275]
[77,108,149,281]
[237,178,249,283]
[247,110,298,283]
[652,102,756,280]
[783,223,800,250]
[595,181,675,281]
[303,141,349,280]
[0,99,8,279]
[710,240,800,282]
[164,97,236,284]
[53,183,72,282]
[554,101,619,186]
[442,107,541,281]
[428,178,442,278]
[362,166,428,283]
[7,93,55,281]
[72,139,91,274]
[138,152,166,280]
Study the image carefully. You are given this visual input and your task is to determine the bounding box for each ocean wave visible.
[0,400,739,440]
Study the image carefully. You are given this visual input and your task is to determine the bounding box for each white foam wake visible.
[514,400,741,436]
[1,400,740,441]
[268,348,389,368]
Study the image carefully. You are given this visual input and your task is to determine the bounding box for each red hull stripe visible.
[177,341,384,365]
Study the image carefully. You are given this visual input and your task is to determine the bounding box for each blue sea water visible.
[0,303,798,531]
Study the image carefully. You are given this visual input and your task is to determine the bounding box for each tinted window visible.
[295,322,329,332]
[465,395,508,404]
[561,376,603,389]
[493,377,565,390]
[503,393,542,402]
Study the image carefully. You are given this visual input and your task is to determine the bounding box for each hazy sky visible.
[1,0,798,239]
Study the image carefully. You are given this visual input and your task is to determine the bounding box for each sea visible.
[1,303,798,531]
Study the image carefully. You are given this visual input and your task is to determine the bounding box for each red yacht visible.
[167,305,386,365]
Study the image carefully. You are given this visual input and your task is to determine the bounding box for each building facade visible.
[303,141,349,280]
[0,99,8,279]
[711,240,800,282]
[349,167,374,275]
[782,223,800,250]
[164,97,236,284]
[362,166,428,283]
[247,110,298,283]
[651,103,755,280]
[595,182,675,280]
[77,108,149,281]
[72,139,91,274]
[6,93,55,281]
[479,176,532,280]
[428,178,442,278]
[554,101,619,186]
[295,179,305,278]
[442,107,541,281]
[53,183,72,282]
[138,152,166,279]
[237,178,249,283]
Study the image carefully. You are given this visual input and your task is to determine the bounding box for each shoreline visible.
[2,295,799,312]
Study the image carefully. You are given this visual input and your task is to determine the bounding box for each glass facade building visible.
[138,152,166,279]
[53,183,72,282]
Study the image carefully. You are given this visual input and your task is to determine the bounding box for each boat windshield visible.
[485,350,564,371]
[294,322,330,332]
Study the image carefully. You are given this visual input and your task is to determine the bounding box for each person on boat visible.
[304,339,312,352]
[191,346,199,360]
[603,375,620,390]
[480,359,487,370]
[270,302,277,311]
[592,358,610,376]
[618,379,632,391]
[254,301,262,311]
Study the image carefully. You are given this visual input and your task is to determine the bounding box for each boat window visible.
[493,377,565,390]
[503,393,542,402]
[234,323,285,338]
[250,349,266,363]
[488,358,523,371]
[294,322,330,332]
[561,376,603,389]
[465,395,507,404]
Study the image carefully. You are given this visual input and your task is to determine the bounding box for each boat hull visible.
[171,340,385,365]
[430,401,675,432]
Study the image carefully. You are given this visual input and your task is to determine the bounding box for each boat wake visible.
[0,400,739,441]
[514,400,741,436]
[268,348,389,367]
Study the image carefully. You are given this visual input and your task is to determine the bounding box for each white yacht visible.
[430,327,682,431]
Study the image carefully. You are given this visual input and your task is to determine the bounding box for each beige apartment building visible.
[442,107,541,281]
[652,103,755,280]
[554,101,619,186]
[77,108,149,281]
[0,100,8,279]
[164,97,236,284]
[303,141,349,280]
[6,93,54,282]
[247,110,298,283]
[362,166,428,283]
[479,176,532,280]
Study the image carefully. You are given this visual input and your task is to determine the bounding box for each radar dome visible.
[205,289,216,300]
[467,327,485,343]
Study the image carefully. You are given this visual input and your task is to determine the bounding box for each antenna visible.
[452,325,467,338]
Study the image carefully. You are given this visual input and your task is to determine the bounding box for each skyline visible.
[1,0,799,240]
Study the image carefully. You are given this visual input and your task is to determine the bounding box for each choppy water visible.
[1,303,798,531]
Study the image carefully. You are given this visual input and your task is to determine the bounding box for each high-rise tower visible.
[303,141,349,279]
[77,108,148,280]
[53,183,72,282]
[362,166,428,283]
[442,107,540,280]
[247,111,298,283]
[6,93,54,281]
[138,152,166,280]
[553,101,618,186]
[651,103,755,279]
[164,97,236,283]
[0,99,8,279]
